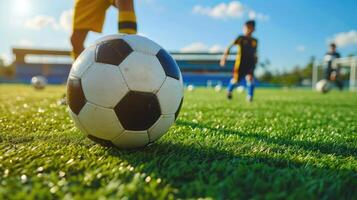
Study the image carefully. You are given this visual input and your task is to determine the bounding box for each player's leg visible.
[227,76,238,99]
[61,0,110,105]
[325,67,332,80]
[245,74,255,102]
[331,71,344,91]
[227,69,240,99]
[70,29,89,59]
[71,0,110,59]
[115,0,137,34]
[335,76,344,91]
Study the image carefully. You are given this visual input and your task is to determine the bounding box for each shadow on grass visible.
[105,120,357,199]
[176,120,357,158]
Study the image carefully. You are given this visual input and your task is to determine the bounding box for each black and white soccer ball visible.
[214,84,222,92]
[67,34,184,149]
[31,76,47,90]
[236,86,245,93]
[187,84,195,92]
[316,79,331,93]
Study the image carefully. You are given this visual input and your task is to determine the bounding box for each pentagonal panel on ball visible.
[78,102,124,140]
[123,35,162,55]
[114,91,161,131]
[111,130,149,149]
[95,39,133,66]
[119,52,166,93]
[67,76,86,115]
[148,114,175,142]
[157,77,184,115]
[94,34,124,45]
[70,45,95,78]
[82,63,129,108]
[156,49,181,80]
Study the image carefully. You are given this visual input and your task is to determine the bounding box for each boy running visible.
[220,20,258,102]
[324,43,343,90]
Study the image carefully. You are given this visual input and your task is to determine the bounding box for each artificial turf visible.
[0,84,356,199]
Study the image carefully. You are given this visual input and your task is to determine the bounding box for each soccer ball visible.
[31,76,47,90]
[316,79,331,93]
[67,34,184,149]
[187,84,195,92]
[236,86,245,93]
[214,84,222,92]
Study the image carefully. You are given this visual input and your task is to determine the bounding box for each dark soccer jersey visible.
[324,52,340,69]
[324,52,341,79]
[232,36,258,81]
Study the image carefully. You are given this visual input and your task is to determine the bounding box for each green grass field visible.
[0,85,356,199]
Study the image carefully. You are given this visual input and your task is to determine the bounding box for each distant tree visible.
[257,59,273,82]
[259,70,273,82]
[0,57,4,67]
[300,56,315,80]
[258,56,318,86]
[0,58,4,76]
[282,66,302,86]
[0,58,15,78]
[259,59,271,69]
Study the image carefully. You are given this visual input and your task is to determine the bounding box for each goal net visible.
[312,57,357,92]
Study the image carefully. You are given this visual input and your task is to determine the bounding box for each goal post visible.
[312,57,357,92]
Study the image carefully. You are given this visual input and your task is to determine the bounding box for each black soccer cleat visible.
[227,92,232,100]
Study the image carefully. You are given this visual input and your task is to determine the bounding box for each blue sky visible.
[0,0,357,71]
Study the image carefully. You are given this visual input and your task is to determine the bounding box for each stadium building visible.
[2,48,236,87]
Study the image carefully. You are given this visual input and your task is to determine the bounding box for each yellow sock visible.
[71,51,79,61]
[118,11,137,34]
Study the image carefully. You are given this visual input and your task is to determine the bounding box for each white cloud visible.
[209,45,224,53]
[193,1,269,21]
[25,15,57,30]
[181,42,207,52]
[181,42,224,53]
[296,45,306,52]
[0,53,12,65]
[330,30,357,48]
[193,1,244,19]
[24,9,73,32]
[18,39,34,47]
[248,10,270,21]
[59,9,73,32]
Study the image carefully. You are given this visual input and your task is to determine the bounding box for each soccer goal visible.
[312,57,357,92]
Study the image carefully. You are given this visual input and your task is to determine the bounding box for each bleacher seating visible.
[8,48,237,86]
